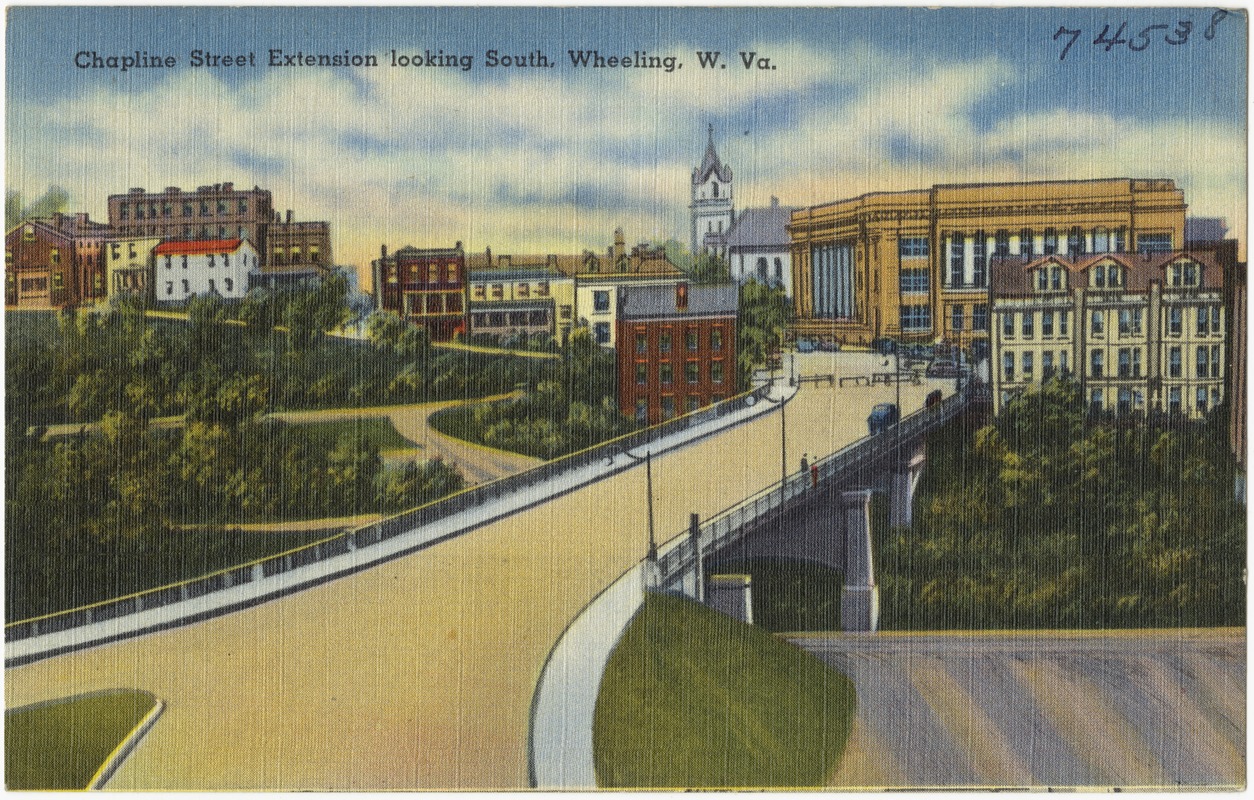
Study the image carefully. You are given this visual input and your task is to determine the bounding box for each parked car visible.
[867,402,900,435]
[796,337,817,353]
[926,357,961,378]
[817,338,841,352]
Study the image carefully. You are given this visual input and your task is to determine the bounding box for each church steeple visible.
[690,125,734,257]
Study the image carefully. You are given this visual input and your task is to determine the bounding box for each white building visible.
[152,239,260,302]
[725,196,797,297]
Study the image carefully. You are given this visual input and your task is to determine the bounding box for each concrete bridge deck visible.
[5,352,948,790]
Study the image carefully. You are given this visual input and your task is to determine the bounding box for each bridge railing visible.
[5,385,773,644]
[649,390,968,593]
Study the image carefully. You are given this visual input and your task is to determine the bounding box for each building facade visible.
[467,265,575,343]
[371,243,469,342]
[152,239,260,302]
[725,196,796,296]
[571,229,686,348]
[690,125,734,259]
[107,183,332,276]
[5,212,111,308]
[788,178,1188,351]
[105,236,162,300]
[615,282,739,424]
[989,250,1226,419]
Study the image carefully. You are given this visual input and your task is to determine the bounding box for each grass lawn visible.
[711,558,844,632]
[6,689,160,789]
[593,592,856,788]
[283,417,414,452]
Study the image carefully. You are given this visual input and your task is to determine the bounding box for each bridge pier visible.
[707,574,753,624]
[839,489,879,633]
[889,449,927,529]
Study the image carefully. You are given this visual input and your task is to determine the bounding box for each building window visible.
[1044,228,1057,255]
[446,294,462,313]
[1118,348,1132,377]
[1197,306,1211,336]
[208,254,215,267]
[972,232,987,287]
[635,398,648,424]
[1042,310,1054,337]
[181,255,189,269]
[166,281,173,296]
[660,363,673,386]
[899,237,929,258]
[1138,233,1173,254]
[636,361,647,386]
[687,397,700,413]
[951,305,964,332]
[182,279,190,293]
[1091,349,1104,378]
[1020,228,1034,256]
[51,272,64,290]
[1094,264,1106,288]
[1051,267,1063,291]
[972,305,988,331]
[1197,346,1210,378]
[536,281,550,297]
[1036,269,1049,291]
[1117,387,1133,414]
[1090,388,1104,412]
[1196,387,1209,414]
[1022,311,1034,339]
[711,328,724,351]
[1114,228,1127,252]
[659,332,673,354]
[686,328,698,352]
[1067,227,1084,258]
[1059,350,1069,373]
[635,333,647,354]
[686,361,699,384]
[1002,353,1014,381]
[900,305,931,331]
[1042,351,1055,378]
[208,279,216,294]
[1002,311,1014,338]
[224,278,233,292]
[1118,308,1143,337]
[447,264,458,283]
[1169,346,1182,377]
[661,395,676,420]
[1094,227,1109,252]
[517,283,530,298]
[948,235,964,287]
[1169,386,1182,414]
[900,269,929,294]
[711,360,725,384]
[594,322,610,344]
[50,248,60,265]
[994,230,1010,257]
[491,283,504,299]
[1211,344,1221,378]
[593,290,610,312]
[1022,352,1034,380]
[1091,310,1104,336]
[1168,307,1183,336]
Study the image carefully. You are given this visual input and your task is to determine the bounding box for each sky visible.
[5,6,1248,276]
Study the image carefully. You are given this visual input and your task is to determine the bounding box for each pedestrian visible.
[800,453,809,474]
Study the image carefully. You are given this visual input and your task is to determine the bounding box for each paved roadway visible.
[796,629,1245,790]
[5,352,946,790]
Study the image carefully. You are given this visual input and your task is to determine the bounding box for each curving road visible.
[6,352,946,790]
[796,629,1245,789]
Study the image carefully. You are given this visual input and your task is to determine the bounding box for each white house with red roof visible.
[152,239,260,302]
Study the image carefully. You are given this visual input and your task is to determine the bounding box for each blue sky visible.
[6,6,1247,271]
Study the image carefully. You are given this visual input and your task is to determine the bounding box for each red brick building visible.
[371,242,469,342]
[5,212,111,308]
[616,282,739,424]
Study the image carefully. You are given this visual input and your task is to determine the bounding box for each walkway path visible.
[6,355,949,790]
[795,629,1244,789]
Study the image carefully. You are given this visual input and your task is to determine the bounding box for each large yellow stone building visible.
[787,178,1188,349]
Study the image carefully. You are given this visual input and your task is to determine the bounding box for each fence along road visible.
[5,352,948,790]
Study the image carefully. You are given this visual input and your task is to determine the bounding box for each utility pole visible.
[645,449,657,562]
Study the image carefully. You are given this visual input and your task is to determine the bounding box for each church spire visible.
[695,124,732,185]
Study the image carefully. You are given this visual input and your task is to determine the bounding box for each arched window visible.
[756,257,769,281]
[712,182,719,198]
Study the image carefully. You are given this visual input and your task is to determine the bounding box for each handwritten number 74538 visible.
[1056,10,1227,60]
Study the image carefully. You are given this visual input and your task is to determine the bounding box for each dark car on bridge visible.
[867,402,900,435]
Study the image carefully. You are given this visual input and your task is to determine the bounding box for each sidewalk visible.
[7,382,796,666]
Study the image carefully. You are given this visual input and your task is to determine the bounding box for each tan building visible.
[104,236,162,300]
[990,250,1226,419]
[465,259,576,344]
[788,178,1188,350]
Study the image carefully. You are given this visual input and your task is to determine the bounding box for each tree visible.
[689,252,730,284]
[6,185,69,229]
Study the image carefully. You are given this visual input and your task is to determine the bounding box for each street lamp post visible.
[645,449,657,562]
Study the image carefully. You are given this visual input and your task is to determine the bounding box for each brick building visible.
[616,282,738,424]
[5,212,111,308]
[371,243,469,342]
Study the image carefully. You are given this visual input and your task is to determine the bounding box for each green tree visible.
[5,185,69,229]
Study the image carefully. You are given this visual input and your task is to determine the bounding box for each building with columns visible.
[690,125,734,259]
[989,249,1227,419]
[787,178,1188,350]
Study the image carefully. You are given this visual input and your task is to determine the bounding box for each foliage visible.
[593,592,856,788]
[428,326,636,459]
[5,184,69,229]
[688,251,730,284]
[878,375,1245,630]
[737,279,791,386]
[6,690,159,790]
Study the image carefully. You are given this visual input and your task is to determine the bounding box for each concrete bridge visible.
[6,351,958,790]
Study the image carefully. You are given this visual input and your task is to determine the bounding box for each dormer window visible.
[1035,268,1049,291]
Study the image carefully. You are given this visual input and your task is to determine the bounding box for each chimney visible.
[76,212,88,225]
[223,182,233,192]
[613,228,625,263]
[770,195,779,208]
[52,212,65,229]
[381,244,388,260]
[286,210,293,224]
[676,281,690,312]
